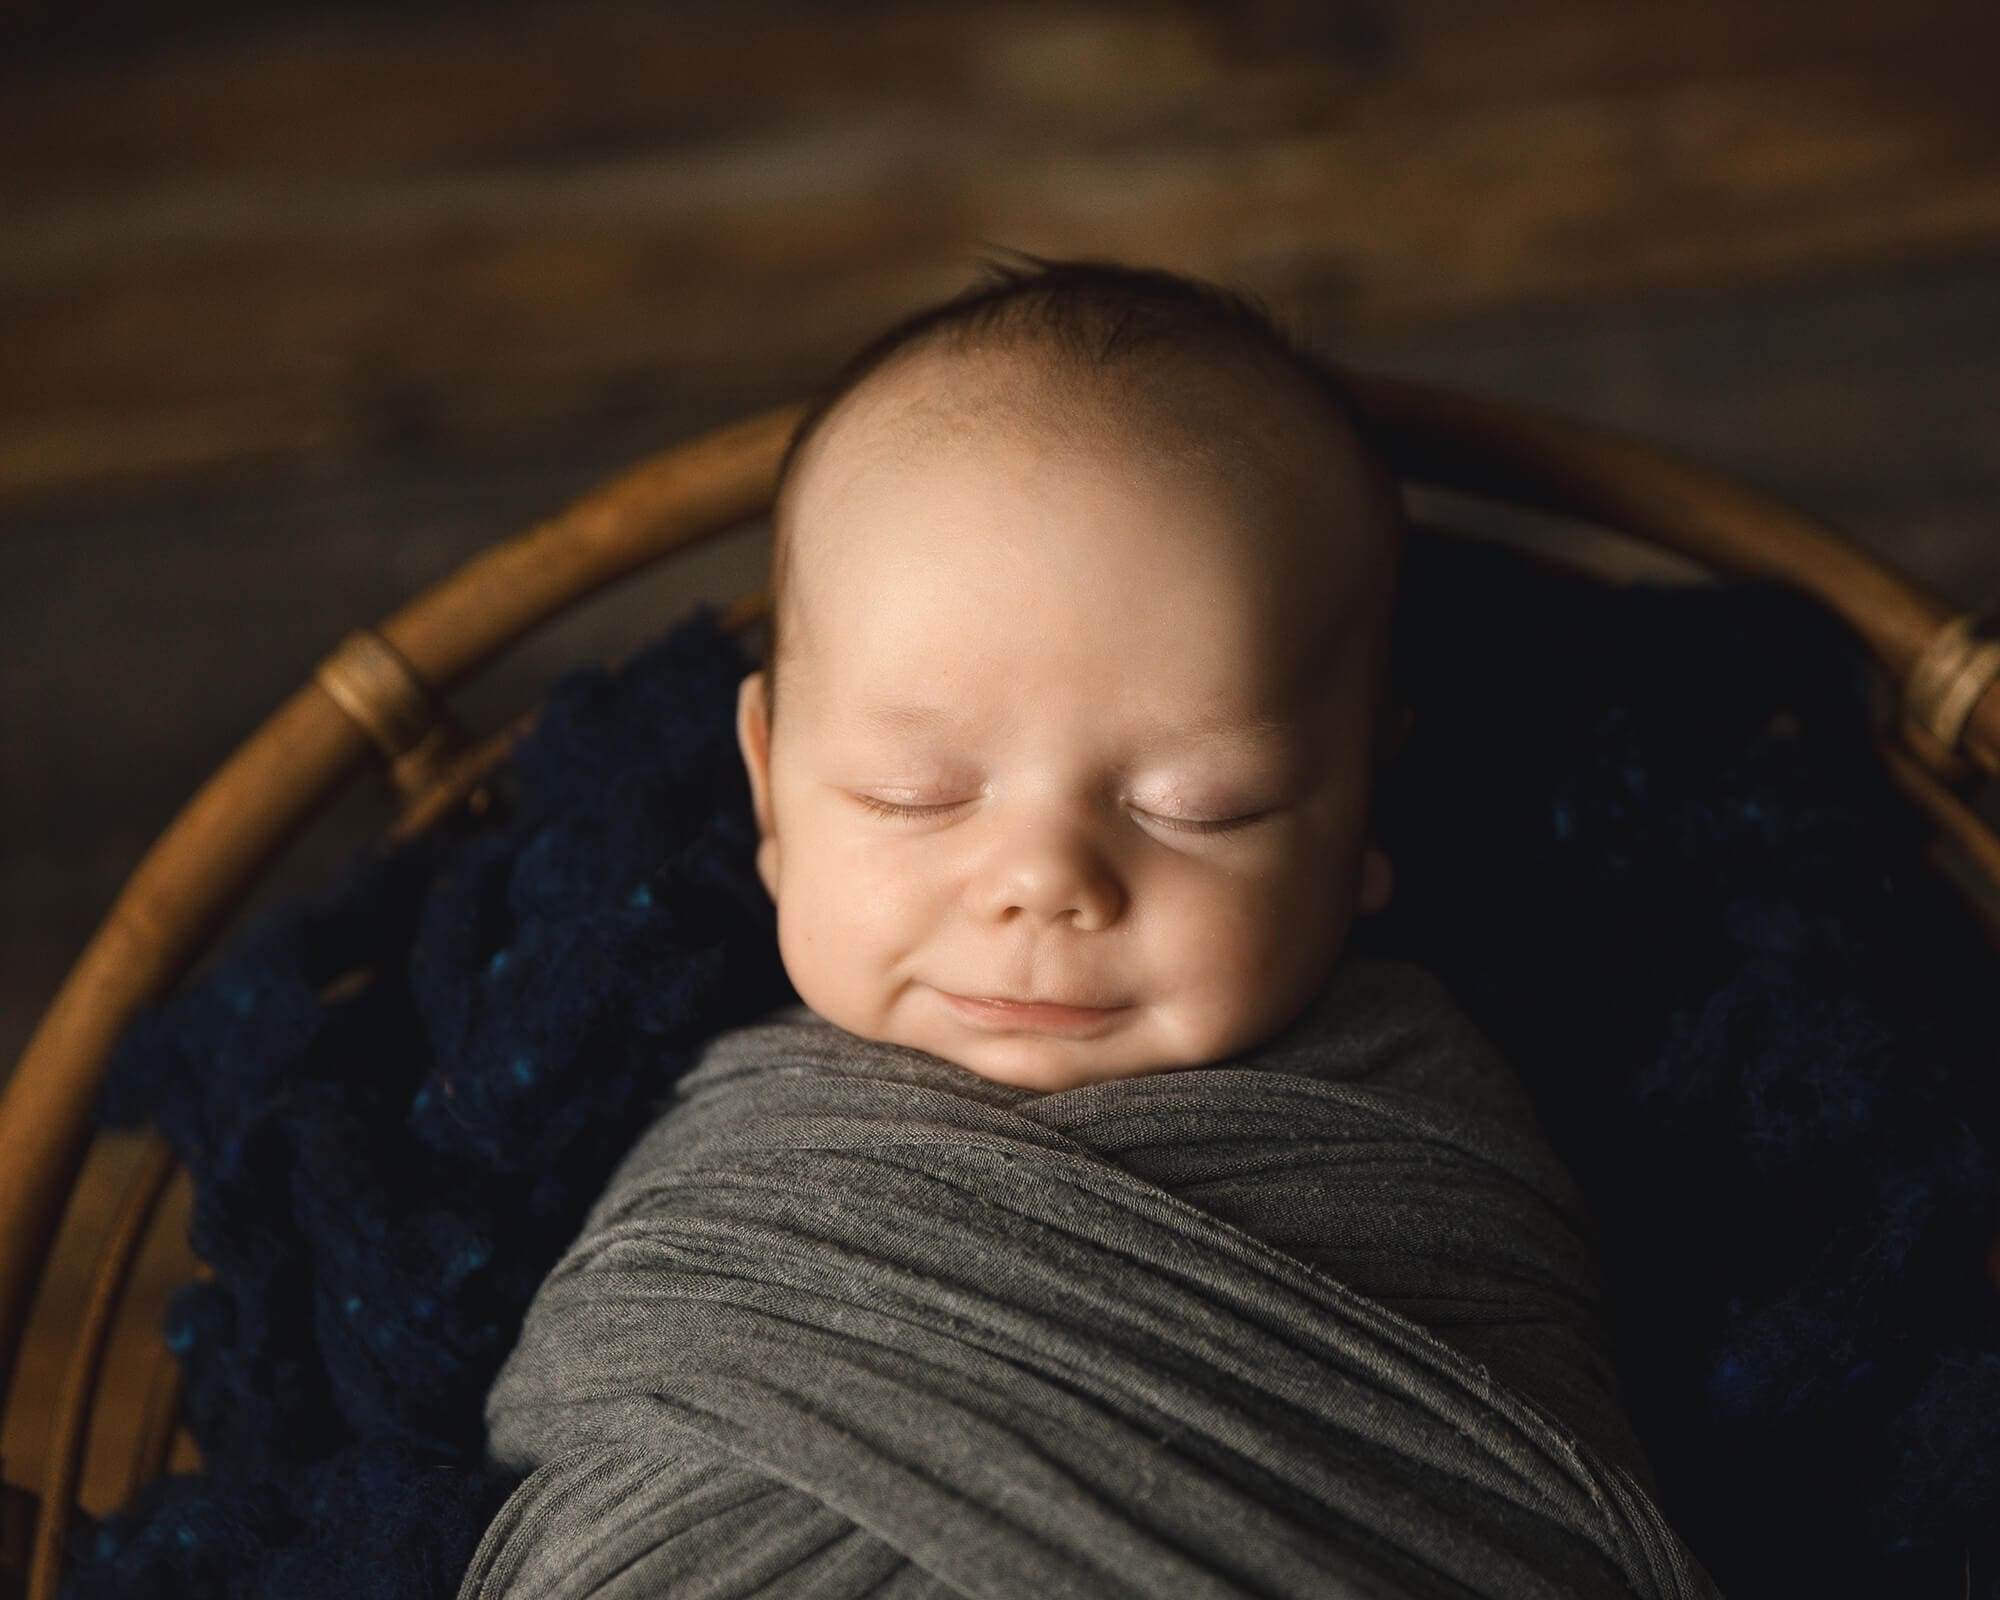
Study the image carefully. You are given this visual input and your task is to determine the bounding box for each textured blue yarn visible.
[67,535,2000,1597]
[74,601,795,1597]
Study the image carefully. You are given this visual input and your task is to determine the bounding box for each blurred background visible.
[4,0,1999,1077]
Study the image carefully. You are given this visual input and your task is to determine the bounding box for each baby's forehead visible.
[797,343,1386,576]
[781,337,1398,691]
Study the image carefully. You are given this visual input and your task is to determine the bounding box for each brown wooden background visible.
[5,0,2000,1079]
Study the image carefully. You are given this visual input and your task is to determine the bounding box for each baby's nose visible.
[978,826,1126,930]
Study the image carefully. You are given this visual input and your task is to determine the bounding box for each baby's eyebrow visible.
[849,698,1296,753]
[850,700,963,734]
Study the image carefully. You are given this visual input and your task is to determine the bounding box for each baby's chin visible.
[903,1016,1203,1094]
[933,1046,1186,1094]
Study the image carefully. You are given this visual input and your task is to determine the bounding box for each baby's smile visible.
[934,988,1136,1038]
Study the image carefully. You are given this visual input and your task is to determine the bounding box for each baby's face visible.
[738,354,1397,1092]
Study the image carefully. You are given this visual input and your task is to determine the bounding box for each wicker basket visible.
[4,375,1998,1599]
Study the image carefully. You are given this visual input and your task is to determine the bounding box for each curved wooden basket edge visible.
[5,373,1999,1596]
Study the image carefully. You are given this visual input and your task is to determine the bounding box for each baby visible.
[734,251,1413,1093]
[463,256,1725,1598]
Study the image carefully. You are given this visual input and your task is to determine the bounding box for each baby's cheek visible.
[1215,862,1346,983]
[1148,874,1268,984]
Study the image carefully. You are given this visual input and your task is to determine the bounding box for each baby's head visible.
[737,253,1409,1092]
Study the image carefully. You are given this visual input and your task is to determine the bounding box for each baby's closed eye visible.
[849,792,1274,835]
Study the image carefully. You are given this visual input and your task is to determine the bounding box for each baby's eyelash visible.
[853,795,950,822]
[852,795,1265,835]
[1152,811,1266,836]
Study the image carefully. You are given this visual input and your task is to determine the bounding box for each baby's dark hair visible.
[761,249,1403,727]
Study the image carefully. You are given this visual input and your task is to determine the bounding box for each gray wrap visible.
[457,957,1722,1599]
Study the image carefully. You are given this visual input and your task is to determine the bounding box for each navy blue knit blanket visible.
[71,526,2000,1598]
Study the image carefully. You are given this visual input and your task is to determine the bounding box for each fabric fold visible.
[457,957,1721,1599]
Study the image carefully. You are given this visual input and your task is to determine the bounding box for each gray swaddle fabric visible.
[457,956,1722,1600]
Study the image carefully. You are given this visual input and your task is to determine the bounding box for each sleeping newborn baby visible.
[459,256,1723,1600]
[733,256,1407,1094]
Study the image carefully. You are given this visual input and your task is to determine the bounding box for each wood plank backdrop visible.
[5,0,2000,1087]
